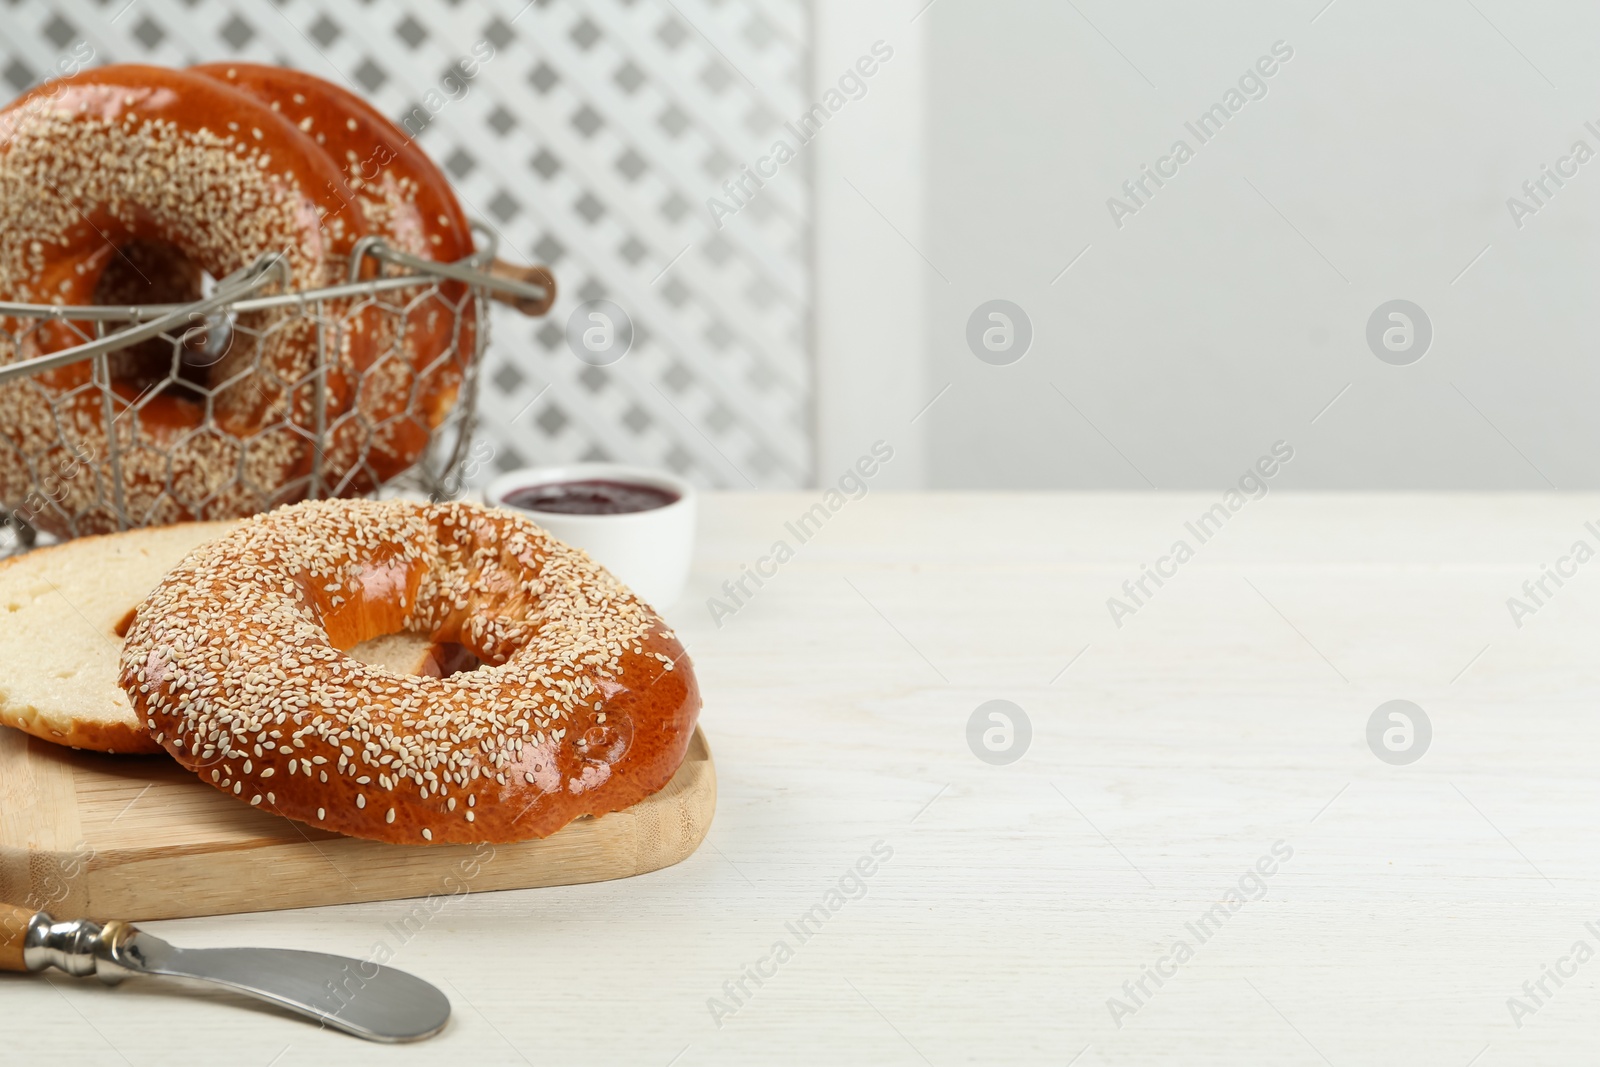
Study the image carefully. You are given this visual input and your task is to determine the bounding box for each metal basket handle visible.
[348,235,556,317]
[0,225,557,385]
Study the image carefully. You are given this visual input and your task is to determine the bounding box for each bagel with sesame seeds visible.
[0,64,380,537]
[118,498,701,844]
[191,63,480,494]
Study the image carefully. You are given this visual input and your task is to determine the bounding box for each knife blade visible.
[1,903,449,1043]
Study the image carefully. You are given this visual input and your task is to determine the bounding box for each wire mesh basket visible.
[0,222,551,545]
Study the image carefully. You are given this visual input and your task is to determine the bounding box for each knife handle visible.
[0,907,127,981]
[0,902,36,971]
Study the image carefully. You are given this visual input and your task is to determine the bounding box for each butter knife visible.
[1,903,449,1042]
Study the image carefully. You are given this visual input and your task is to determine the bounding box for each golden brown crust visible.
[0,707,157,755]
[191,63,477,491]
[119,500,701,844]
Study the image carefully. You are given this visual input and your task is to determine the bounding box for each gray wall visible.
[923,0,1600,489]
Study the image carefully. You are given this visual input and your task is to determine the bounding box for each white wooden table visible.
[9,492,1600,1065]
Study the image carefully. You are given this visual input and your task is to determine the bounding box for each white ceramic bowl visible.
[486,463,696,609]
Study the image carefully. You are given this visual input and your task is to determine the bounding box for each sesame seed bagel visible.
[118,499,701,844]
[0,64,377,536]
[192,63,478,493]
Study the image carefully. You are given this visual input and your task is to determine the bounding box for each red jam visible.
[503,479,678,516]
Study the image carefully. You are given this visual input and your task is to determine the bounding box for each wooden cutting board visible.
[0,724,714,921]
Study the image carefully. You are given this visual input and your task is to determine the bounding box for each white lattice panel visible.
[0,0,812,489]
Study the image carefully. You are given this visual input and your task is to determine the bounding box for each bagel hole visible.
[425,641,484,678]
[95,240,228,404]
[346,631,484,678]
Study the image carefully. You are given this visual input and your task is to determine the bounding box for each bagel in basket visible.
[119,499,701,844]
[190,62,479,494]
[0,64,378,537]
